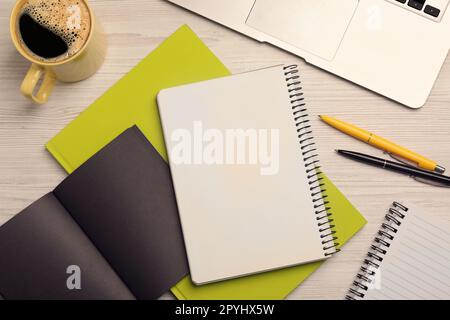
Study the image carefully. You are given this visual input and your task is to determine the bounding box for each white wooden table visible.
[1,0,449,300]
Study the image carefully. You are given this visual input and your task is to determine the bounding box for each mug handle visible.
[20,64,56,104]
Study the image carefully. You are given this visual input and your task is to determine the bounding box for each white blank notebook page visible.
[158,66,331,284]
[365,206,450,300]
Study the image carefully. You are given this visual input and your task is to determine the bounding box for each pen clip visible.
[384,152,450,188]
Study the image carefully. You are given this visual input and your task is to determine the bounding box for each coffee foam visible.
[19,0,91,61]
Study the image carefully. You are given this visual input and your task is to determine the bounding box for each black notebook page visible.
[0,193,134,300]
[53,126,188,299]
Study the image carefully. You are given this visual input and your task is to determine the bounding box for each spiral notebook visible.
[158,65,339,284]
[347,202,450,300]
[45,26,366,298]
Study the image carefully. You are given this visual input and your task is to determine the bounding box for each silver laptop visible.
[167,0,450,109]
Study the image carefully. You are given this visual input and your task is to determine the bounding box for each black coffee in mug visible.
[19,13,68,59]
[16,0,91,63]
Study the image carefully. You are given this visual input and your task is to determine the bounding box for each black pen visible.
[337,150,450,187]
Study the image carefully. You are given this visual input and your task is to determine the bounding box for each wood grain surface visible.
[1,0,449,300]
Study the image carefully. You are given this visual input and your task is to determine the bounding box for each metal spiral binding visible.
[283,65,339,258]
[345,201,409,300]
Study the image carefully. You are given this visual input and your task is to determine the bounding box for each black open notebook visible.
[0,126,188,299]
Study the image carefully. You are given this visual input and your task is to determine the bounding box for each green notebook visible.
[46,25,366,299]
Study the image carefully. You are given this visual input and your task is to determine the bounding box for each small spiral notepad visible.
[347,202,450,300]
[158,65,339,284]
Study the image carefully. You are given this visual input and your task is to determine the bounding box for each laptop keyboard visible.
[386,0,449,21]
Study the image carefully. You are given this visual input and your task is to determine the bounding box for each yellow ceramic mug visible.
[10,0,107,104]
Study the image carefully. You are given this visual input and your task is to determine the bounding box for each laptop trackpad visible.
[246,0,359,60]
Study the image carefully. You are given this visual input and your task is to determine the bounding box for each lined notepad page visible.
[364,205,450,300]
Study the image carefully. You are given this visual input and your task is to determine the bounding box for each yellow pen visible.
[320,115,445,174]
